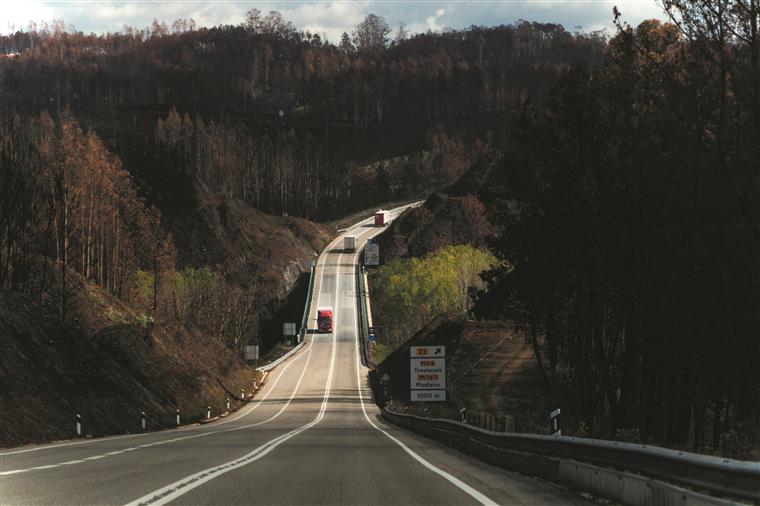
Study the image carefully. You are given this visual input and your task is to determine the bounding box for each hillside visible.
[375,316,551,433]
[0,282,255,448]
[0,21,607,221]
[375,156,500,263]
[162,185,333,352]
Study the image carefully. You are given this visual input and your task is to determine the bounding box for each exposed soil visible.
[0,280,257,448]
[375,315,552,432]
[168,187,333,350]
[374,158,499,263]
[0,180,333,449]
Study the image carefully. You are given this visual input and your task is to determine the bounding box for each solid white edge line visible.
[0,205,417,459]
[1,224,359,467]
[122,234,346,506]
[350,217,497,506]
[2,205,420,485]
[0,339,314,476]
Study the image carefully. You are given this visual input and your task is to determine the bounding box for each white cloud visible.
[426,7,446,32]
[0,1,668,38]
[279,1,368,42]
[0,1,55,33]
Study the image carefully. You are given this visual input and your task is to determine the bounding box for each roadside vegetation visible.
[1,3,759,459]
[371,5,760,458]
[370,244,499,362]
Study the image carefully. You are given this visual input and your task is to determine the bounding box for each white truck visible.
[344,235,357,252]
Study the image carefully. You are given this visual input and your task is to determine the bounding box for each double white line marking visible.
[0,340,315,477]
[347,241,497,506]
[125,329,338,506]
[125,233,347,506]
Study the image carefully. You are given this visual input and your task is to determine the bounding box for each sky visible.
[0,1,669,42]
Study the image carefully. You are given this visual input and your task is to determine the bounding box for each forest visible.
[1,2,758,457]
[0,12,605,349]
[371,244,498,360]
[473,6,760,455]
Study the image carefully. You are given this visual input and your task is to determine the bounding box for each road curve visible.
[0,204,592,505]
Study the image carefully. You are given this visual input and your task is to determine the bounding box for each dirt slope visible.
[0,282,255,448]
[375,316,551,432]
[375,156,499,262]
[169,187,333,347]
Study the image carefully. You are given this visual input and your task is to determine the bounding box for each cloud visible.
[278,1,368,42]
[426,8,446,32]
[0,1,55,33]
[0,1,668,38]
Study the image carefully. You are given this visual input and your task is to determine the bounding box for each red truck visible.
[317,308,333,333]
[374,210,389,226]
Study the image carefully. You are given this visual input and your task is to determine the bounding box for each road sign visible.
[364,242,380,266]
[410,346,445,358]
[550,408,561,436]
[283,322,297,336]
[410,357,446,389]
[244,345,259,360]
[410,345,446,401]
[411,390,446,402]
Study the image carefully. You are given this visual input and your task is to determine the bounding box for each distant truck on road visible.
[374,210,389,226]
[344,235,356,252]
[317,308,333,333]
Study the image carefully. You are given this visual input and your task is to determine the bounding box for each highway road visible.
[0,204,593,505]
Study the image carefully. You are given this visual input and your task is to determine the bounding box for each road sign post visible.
[283,322,297,345]
[364,242,380,266]
[244,345,259,362]
[381,373,391,403]
[550,408,561,436]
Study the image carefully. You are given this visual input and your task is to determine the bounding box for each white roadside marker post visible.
[207,406,211,419]
[226,397,230,411]
[241,387,246,399]
[141,411,146,431]
[76,414,82,436]
[176,409,181,426]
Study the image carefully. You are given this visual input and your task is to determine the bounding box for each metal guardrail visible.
[298,265,315,342]
[356,263,376,369]
[382,409,760,504]
[256,340,305,372]
[256,265,314,372]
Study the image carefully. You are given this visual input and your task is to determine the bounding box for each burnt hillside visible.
[0,286,254,447]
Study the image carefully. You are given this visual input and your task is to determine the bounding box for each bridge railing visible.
[298,264,315,343]
[256,265,314,373]
[356,262,376,369]
[382,409,760,505]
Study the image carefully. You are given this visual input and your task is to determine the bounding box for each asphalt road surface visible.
[0,204,594,505]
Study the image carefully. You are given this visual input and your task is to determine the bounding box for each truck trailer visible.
[374,210,389,226]
[344,235,356,252]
